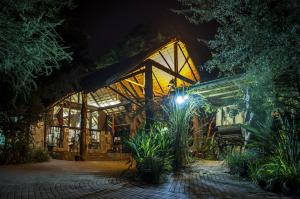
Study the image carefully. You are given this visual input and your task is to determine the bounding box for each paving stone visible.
[0,160,296,199]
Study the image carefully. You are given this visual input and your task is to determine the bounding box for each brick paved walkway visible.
[0,160,295,199]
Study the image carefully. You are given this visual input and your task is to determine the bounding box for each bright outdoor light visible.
[175,95,189,104]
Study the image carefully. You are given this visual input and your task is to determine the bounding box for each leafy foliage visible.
[0,0,73,101]
[223,114,299,194]
[30,148,49,162]
[163,95,203,170]
[250,157,300,194]
[199,135,218,160]
[225,150,258,178]
[177,0,300,116]
[96,25,166,69]
[124,124,173,183]
[244,115,300,194]
[178,1,299,194]
[0,0,72,164]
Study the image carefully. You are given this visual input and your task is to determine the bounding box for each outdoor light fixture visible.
[175,95,189,104]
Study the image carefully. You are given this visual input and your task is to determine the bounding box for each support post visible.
[145,61,153,132]
[80,92,88,161]
[174,41,178,87]
[43,113,48,150]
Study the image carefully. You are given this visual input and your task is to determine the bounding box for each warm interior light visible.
[99,99,121,107]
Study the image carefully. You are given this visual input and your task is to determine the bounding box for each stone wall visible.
[31,121,45,149]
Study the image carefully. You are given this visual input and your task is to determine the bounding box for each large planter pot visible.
[47,145,54,152]
[140,169,160,184]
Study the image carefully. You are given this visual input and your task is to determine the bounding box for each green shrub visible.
[137,156,165,184]
[225,150,258,178]
[244,115,300,195]
[124,124,173,184]
[200,135,218,160]
[250,158,300,194]
[163,97,202,170]
[30,148,49,162]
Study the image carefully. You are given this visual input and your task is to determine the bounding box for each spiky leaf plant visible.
[124,123,173,183]
[162,94,204,170]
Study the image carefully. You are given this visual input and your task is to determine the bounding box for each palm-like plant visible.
[163,95,202,170]
[124,124,173,183]
[244,113,300,194]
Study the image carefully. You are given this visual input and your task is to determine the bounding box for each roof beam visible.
[178,44,198,81]
[149,60,196,85]
[89,93,100,107]
[116,68,145,83]
[119,81,141,103]
[178,55,189,73]
[107,86,141,107]
[125,79,144,88]
[152,72,164,95]
[98,102,130,111]
[64,101,99,111]
[133,76,144,94]
[126,80,140,98]
[158,51,172,71]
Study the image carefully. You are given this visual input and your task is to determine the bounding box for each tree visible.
[0,0,73,164]
[177,0,300,120]
[0,0,73,104]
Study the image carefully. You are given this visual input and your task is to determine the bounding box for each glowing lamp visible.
[175,95,189,104]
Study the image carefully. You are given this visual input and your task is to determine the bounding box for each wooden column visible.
[174,41,178,87]
[145,61,153,132]
[43,113,48,150]
[80,92,88,161]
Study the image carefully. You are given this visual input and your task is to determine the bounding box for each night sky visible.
[64,0,218,80]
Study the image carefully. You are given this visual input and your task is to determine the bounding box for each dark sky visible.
[39,0,219,104]
[59,0,217,80]
[63,0,218,80]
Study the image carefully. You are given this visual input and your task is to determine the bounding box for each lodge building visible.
[31,38,245,160]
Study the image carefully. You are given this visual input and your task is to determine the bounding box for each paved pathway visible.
[0,160,295,199]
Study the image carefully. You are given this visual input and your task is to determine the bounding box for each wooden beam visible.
[152,72,164,95]
[99,102,130,111]
[107,86,141,107]
[63,101,98,111]
[125,79,144,88]
[119,81,141,102]
[150,60,195,84]
[116,68,145,83]
[178,44,198,81]
[133,76,144,94]
[145,62,154,132]
[178,55,189,73]
[174,41,178,87]
[89,93,100,107]
[125,80,141,98]
[159,51,172,71]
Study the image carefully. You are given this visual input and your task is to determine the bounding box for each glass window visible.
[89,130,100,149]
[63,108,69,126]
[90,111,99,130]
[69,109,81,128]
[68,129,80,152]
[47,127,63,147]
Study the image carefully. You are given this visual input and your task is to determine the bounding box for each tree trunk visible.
[145,61,153,132]
[192,115,200,151]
